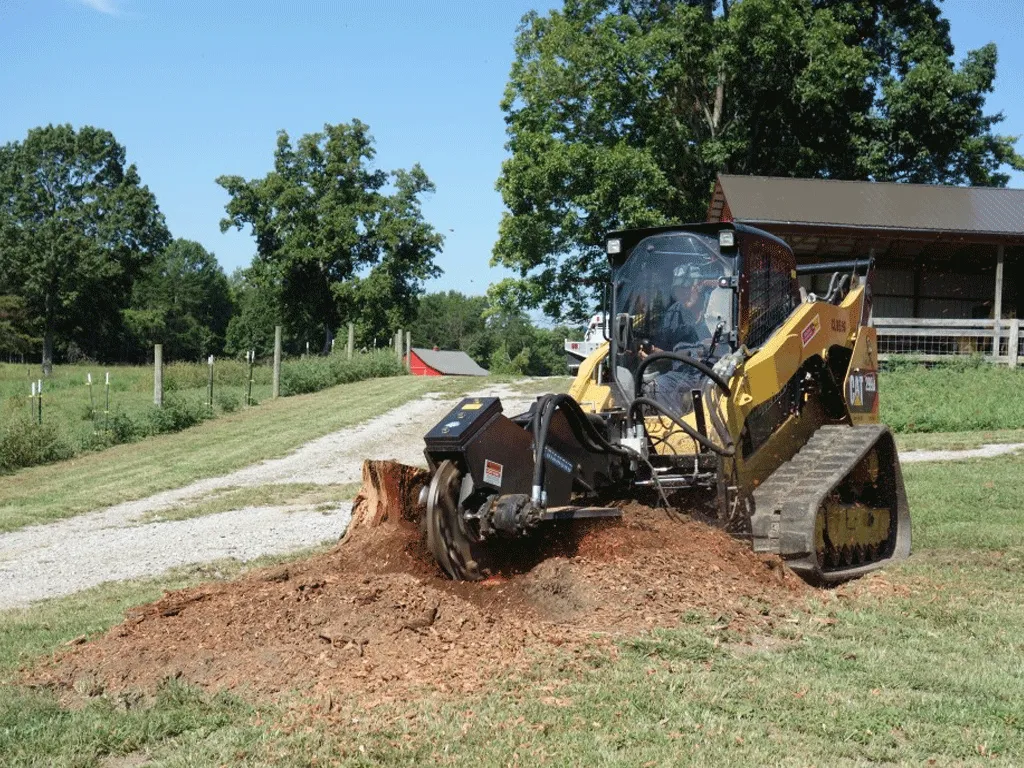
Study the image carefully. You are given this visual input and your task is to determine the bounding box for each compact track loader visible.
[421,223,910,584]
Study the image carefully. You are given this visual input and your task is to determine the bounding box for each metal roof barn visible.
[707,175,1023,366]
[408,348,489,377]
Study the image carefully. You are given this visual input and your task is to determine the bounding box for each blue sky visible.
[1,0,1021,294]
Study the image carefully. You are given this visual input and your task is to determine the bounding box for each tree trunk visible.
[322,323,334,356]
[42,325,54,377]
[339,460,429,565]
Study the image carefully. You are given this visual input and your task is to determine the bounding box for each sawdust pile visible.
[31,460,808,704]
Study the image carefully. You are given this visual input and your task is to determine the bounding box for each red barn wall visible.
[408,351,442,376]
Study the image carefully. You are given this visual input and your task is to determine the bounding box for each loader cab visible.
[605,223,800,407]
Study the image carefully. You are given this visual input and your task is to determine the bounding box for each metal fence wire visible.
[871,317,1022,366]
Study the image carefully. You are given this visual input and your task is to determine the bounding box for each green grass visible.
[3,452,1024,764]
[0,375,445,533]
[136,482,361,524]
[880,360,1024,434]
[0,351,406,474]
[0,359,273,447]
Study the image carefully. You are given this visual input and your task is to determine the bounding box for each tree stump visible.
[343,460,429,543]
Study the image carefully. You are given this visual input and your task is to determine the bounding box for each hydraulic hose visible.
[702,378,735,453]
[529,393,633,504]
[626,396,735,457]
[633,352,731,398]
[531,393,554,473]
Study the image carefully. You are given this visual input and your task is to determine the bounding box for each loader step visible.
[750,424,911,584]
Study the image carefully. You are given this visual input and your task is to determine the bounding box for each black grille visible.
[741,234,799,348]
[742,372,802,458]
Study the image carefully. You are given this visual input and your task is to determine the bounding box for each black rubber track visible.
[750,424,911,585]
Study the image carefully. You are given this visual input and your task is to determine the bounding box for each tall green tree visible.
[224,266,280,358]
[217,121,443,351]
[0,295,38,359]
[124,238,233,360]
[413,291,490,352]
[493,0,1024,320]
[0,124,170,372]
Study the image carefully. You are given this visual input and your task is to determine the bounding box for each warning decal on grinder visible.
[483,459,503,488]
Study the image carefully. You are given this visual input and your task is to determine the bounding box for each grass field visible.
[0,359,274,442]
[1,451,1023,765]
[880,359,1024,434]
[0,351,406,474]
[896,428,1024,451]
[2,358,1021,533]
[2,352,1019,478]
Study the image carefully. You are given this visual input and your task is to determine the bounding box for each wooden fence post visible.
[405,330,411,372]
[394,330,402,361]
[246,350,255,406]
[272,325,282,399]
[207,355,215,413]
[153,344,163,407]
[347,322,354,360]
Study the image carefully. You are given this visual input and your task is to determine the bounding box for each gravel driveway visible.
[0,385,534,610]
[899,443,1024,463]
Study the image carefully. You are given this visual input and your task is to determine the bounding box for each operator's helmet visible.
[672,264,703,289]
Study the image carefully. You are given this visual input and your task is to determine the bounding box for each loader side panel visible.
[566,341,614,414]
[844,327,880,425]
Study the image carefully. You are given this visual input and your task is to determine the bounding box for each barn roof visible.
[708,174,1024,239]
[412,348,489,376]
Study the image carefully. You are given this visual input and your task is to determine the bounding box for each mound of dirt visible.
[30,460,808,705]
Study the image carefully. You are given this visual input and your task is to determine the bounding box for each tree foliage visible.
[224,267,281,358]
[217,121,443,352]
[0,295,39,358]
[0,124,170,371]
[414,291,490,353]
[493,0,1024,319]
[124,238,234,361]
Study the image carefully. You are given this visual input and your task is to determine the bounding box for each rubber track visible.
[750,424,910,584]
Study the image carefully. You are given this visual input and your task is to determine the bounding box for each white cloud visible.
[77,0,119,14]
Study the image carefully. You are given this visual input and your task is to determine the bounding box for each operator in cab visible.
[638,265,718,414]
[642,265,704,354]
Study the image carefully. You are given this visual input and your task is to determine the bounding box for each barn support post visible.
[1009,320,1020,368]
[994,245,1005,361]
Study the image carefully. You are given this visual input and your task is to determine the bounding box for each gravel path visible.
[0,385,535,610]
[899,443,1024,463]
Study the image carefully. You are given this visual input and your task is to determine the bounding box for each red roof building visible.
[407,347,489,377]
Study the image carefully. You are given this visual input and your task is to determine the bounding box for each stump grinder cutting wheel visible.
[421,223,910,585]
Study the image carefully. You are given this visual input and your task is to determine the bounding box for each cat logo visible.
[849,373,865,407]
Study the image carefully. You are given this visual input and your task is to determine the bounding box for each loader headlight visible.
[718,230,735,248]
[606,238,622,255]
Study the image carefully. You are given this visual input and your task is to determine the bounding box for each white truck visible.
[563,314,606,374]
